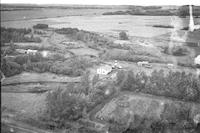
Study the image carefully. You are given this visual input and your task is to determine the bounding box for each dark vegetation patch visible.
[119,31,129,40]
[103,7,174,16]
[55,28,113,48]
[122,116,196,133]
[1,53,97,77]
[163,45,189,56]
[102,5,200,17]
[0,27,41,46]
[116,70,200,103]
[104,50,165,63]
[36,72,114,130]
[108,104,197,133]
[33,24,48,29]
[152,25,174,29]
[177,5,200,18]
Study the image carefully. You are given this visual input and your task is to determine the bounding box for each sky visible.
[1,0,200,6]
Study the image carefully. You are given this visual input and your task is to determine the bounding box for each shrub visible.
[119,31,128,40]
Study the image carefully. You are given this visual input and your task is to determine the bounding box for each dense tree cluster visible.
[1,54,95,77]
[178,5,200,18]
[116,70,200,103]
[33,24,48,29]
[163,45,189,56]
[0,27,41,45]
[105,51,164,64]
[43,88,87,128]
[55,28,112,47]
[41,72,111,129]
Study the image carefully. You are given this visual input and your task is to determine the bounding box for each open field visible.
[95,92,200,124]
[2,92,46,118]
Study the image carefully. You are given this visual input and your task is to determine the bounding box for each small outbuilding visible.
[194,55,200,67]
[97,65,112,75]
[25,49,38,55]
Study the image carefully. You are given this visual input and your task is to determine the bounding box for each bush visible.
[119,31,128,40]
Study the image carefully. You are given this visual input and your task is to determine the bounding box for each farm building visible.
[25,49,38,55]
[15,49,27,54]
[61,41,82,48]
[97,65,112,75]
[167,63,175,68]
[40,51,49,57]
[114,40,131,45]
[137,61,149,66]
[112,60,122,69]
[194,55,200,67]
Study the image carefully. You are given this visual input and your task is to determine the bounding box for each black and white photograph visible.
[1,0,200,132]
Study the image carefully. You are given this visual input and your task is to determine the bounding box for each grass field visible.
[2,92,46,119]
[2,72,81,86]
[96,92,200,124]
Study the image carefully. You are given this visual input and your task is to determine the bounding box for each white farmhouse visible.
[194,55,200,66]
[114,40,131,45]
[26,49,38,55]
[15,49,27,54]
[167,63,175,68]
[97,65,112,75]
[137,61,149,66]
